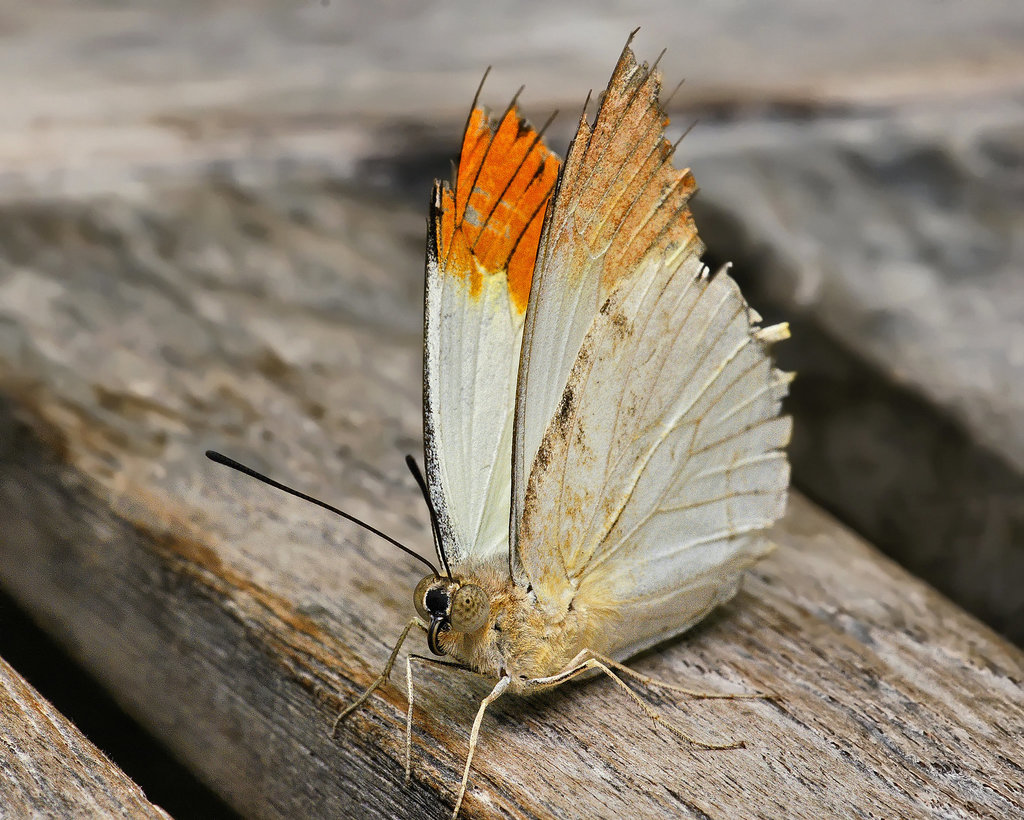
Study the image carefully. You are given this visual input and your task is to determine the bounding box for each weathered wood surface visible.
[689,101,1024,640]
[0,654,171,818]
[3,0,1023,200]
[1,1,1023,817]
[1,178,1022,818]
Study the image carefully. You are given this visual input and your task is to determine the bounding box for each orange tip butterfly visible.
[210,31,791,820]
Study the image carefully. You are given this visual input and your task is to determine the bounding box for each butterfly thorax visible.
[427,563,601,690]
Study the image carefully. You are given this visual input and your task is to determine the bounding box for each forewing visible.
[511,41,702,555]
[424,103,559,572]
[513,45,791,658]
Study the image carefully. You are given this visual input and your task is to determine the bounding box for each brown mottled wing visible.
[510,43,791,660]
[424,102,559,572]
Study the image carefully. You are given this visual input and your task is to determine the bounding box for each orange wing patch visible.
[434,104,560,313]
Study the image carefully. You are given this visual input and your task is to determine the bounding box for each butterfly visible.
[210,32,791,820]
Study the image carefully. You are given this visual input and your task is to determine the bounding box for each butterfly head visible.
[414,575,491,655]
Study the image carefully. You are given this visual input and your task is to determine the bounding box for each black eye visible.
[425,586,449,616]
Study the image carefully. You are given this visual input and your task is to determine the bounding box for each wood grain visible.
[0,655,171,818]
[1,2,1023,815]
[4,0,1024,202]
[688,103,1024,640]
[0,180,1021,818]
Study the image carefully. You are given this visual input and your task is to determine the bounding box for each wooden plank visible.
[0,179,1021,818]
[0,582,240,818]
[0,654,171,818]
[1,2,1022,815]
[3,0,1023,201]
[685,101,1024,640]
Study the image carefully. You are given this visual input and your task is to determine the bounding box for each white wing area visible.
[423,257,523,569]
[512,228,603,549]
[516,251,792,660]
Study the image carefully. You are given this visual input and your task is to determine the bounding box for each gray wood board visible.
[0,654,171,818]
[4,0,1023,198]
[0,180,1022,818]
[686,102,1024,640]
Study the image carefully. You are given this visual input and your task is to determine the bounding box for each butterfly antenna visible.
[206,450,440,577]
[404,454,452,578]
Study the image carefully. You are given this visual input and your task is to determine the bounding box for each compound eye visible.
[449,584,490,633]
[413,575,442,621]
[424,585,450,617]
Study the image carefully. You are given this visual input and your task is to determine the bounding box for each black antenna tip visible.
[207,449,250,474]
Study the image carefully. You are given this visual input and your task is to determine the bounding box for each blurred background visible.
[1,1,1022,816]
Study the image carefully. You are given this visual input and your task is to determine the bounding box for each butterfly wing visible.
[424,102,560,572]
[511,44,792,659]
[510,43,704,553]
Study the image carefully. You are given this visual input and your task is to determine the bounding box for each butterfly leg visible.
[574,649,775,701]
[331,617,426,737]
[404,654,474,784]
[452,675,512,819]
[525,658,744,751]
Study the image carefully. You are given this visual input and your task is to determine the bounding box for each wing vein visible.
[581,291,745,556]
[583,314,760,575]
